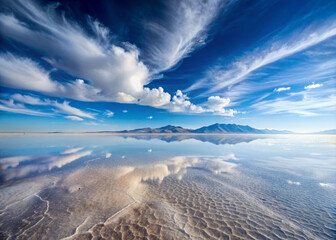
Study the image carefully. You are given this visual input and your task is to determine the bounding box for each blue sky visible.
[0,0,335,132]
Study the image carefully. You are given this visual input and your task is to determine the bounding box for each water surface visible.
[0,134,335,239]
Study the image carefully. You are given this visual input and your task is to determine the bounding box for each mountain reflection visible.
[119,134,266,145]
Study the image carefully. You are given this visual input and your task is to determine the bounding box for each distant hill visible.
[119,125,191,134]
[114,123,292,134]
[193,123,263,133]
[313,129,336,134]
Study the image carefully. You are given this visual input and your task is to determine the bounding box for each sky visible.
[0,0,335,133]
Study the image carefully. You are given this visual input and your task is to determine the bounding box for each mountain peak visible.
[116,123,291,134]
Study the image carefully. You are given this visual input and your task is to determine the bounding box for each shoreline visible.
[0,132,334,136]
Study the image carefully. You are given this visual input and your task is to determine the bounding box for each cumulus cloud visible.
[138,87,171,107]
[147,116,153,119]
[65,116,83,121]
[0,0,154,104]
[274,87,291,92]
[0,0,242,116]
[122,110,128,113]
[0,0,229,112]
[164,90,205,114]
[304,82,323,90]
[163,90,236,116]
[0,0,240,117]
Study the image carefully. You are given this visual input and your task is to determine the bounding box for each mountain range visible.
[110,123,293,134]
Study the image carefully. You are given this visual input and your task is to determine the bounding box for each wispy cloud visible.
[274,87,291,92]
[65,116,83,121]
[0,94,95,119]
[287,180,301,185]
[104,110,114,117]
[52,101,95,119]
[319,183,335,188]
[0,99,52,117]
[188,21,336,94]
[142,0,230,73]
[252,90,336,116]
[304,82,323,89]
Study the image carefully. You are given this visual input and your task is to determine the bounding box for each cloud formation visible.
[188,22,336,94]
[304,82,323,90]
[0,0,236,117]
[105,110,114,117]
[0,99,52,117]
[163,91,236,116]
[252,90,336,116]
[142,0,226,73]
[1,94,95,119]
[274,87,291,92]
[65,116,84,121]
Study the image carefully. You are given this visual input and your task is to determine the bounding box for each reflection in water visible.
[0,148,92,181]
[0,135,335,239]
[121,134,266,145]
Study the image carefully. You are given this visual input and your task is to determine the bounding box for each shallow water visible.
[0,134,335,239]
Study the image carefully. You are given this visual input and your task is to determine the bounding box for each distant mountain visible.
[115,123,291,134]
[193,123,263,134]
[118,125,191,134]
[192,123,292,134]
[313,129,336,134]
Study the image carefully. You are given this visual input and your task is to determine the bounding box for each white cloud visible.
[0,99,52,116]
[105,110,114,117]
[0,53,61,94]
[52,101,95,119]
[139,87,171,107]
[204,96,237,116]
[65,116,83,121]
[142,0,227,72]
[1,94,96,119]
[0,0,231,114]
[287,180,301,185]
[62,148,83,154]
[188,22,336,94]
[122,110,128,113]
[165,90,205,114]
[0,0,153,103]
[11,93,49,105]
[0,149,92,180]
[304,82,323,90]
[163,90,237,116]
[319,183,335,188]
[252,91,336,116]
[0,0,240,117]
[147,116,153,119]
[274,87,291,92]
